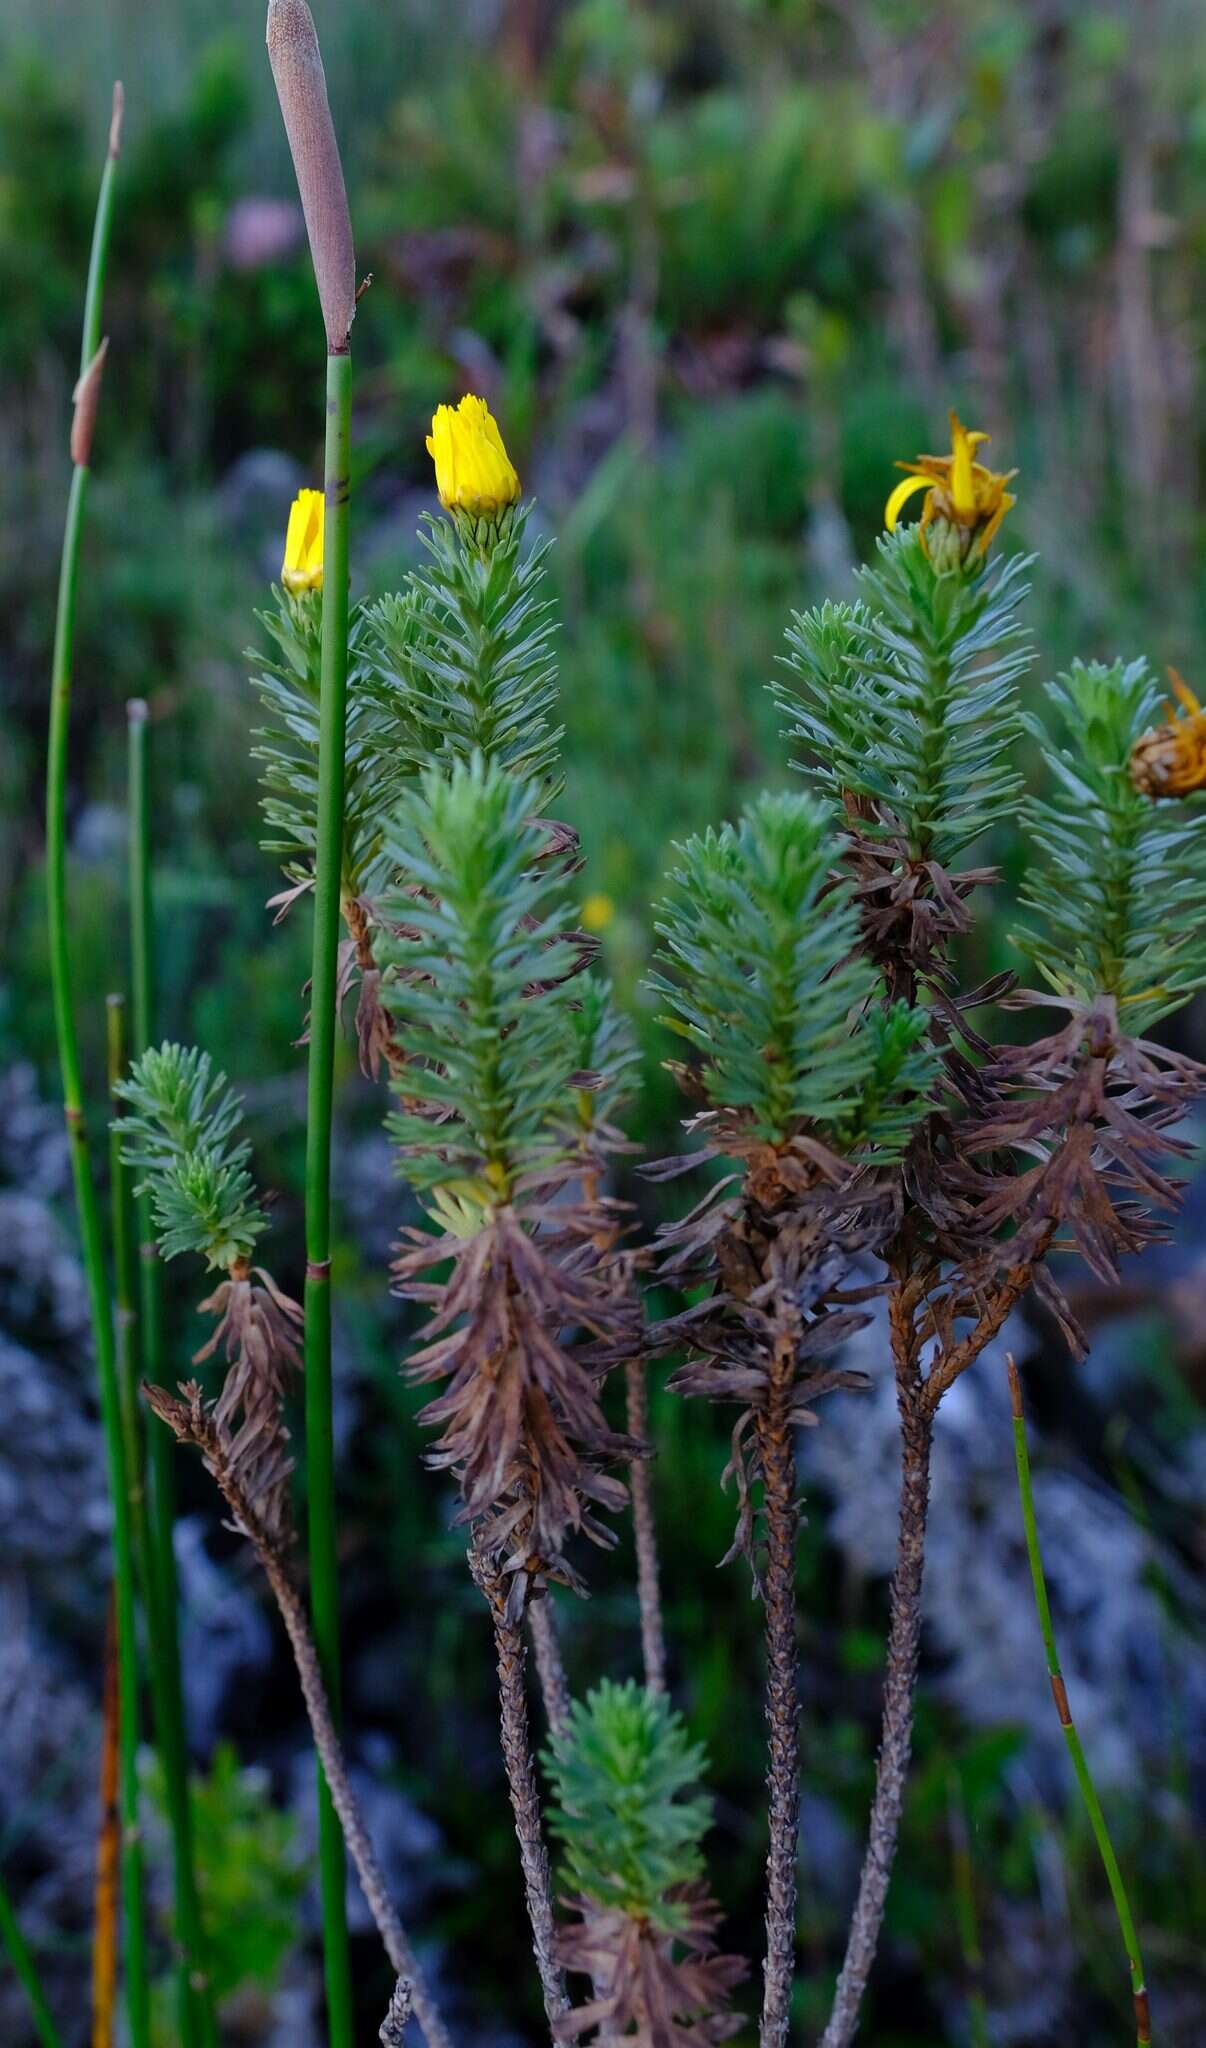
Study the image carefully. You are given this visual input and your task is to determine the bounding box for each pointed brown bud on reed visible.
[266,0,356,353]
[71,337,109,467]
[108,81,124,160]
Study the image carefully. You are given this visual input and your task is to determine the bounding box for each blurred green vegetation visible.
[3,0,1206,2041]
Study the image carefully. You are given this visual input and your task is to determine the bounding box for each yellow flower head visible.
[1129,669,1206,800]
[580,891,616,934]
[282,488,325,595]
[884,411,1017,570]
[426,395,521,532]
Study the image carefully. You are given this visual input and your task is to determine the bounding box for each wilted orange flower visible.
[1129,670,1206,799]
[885,410,1017,568]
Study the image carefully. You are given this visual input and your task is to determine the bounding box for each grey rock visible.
[287,1732,442,1935]
[0,1064,71,1200]
[801,1306,1206,1793]
[175,1515,276,1749]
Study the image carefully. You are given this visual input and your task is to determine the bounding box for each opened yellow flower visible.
[885,411,1017,568]
[427,395,521,522]
[281,487,325,595]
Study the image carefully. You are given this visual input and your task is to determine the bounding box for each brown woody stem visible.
[920,1240,1049,1415]
[473,1554,570,2029]
[380,1979,414,2046]
[527,1597,572,1739]
[757,1323,801,2048]
[625,1358,667,1693]
[820,1289,933,2048]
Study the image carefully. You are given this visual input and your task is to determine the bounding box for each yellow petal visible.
[948,410,979,523]
[884,471,935,532]
[282,487,325,594]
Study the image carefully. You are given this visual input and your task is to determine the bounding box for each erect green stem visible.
[303,344,355,2046]
[102,999,152,2048]
[1007,1359,1151,2047]
[127,703,216,2048]
[43,91,152,2048]
[107,997,147,1544]
[0,1869,63,2048]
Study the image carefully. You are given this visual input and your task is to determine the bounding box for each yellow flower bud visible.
[282,487,324,594]
[426,395,520,549]
[580,892,616,934]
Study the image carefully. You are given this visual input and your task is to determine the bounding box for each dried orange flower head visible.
[282,487,324,594]
[1129,670,1206,800]
[885,410,1017,571]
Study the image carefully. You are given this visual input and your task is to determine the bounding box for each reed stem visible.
[127,704,216,2047]
[1007,1359,1151,2047]
[101,1001,151,2048]
[303,343,355,2043]
[91,1595,122,2048]
[0,1870,64,2048]
[44,89,152,2048]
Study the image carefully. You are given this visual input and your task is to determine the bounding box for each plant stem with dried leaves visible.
[257,1543,453,2048]
[127,706,216,2048]
[757,1319,802,2048]
[820,1239,1052,2048]
[625,1358,667,1694]
[1008,1358,1151,2047]
[151,1382,454,2048]
[473,1551,571,2030]
[380,1978,415,2046]
[820,1282,932,2048]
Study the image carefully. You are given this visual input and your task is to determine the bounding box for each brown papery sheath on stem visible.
[266,0,356,353]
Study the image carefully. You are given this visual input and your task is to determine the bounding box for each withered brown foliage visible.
[149,1260,302,1550]
[554,1890,745,2048]
[394,1190,642,1617]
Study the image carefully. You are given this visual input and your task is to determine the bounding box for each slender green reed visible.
[1007,1358,1152,2047]
[101,998,152,2048]
[43,84,152,2048]
[303,344,355,2044]
[0,1870,64,2048]
[127,701,217,2048]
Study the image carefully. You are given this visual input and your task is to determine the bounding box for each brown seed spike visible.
[266,0,356,354]
[108,82,124,160]
[70,337,108,468]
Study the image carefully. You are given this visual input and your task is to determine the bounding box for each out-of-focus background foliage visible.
[2,0,1205,2041]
